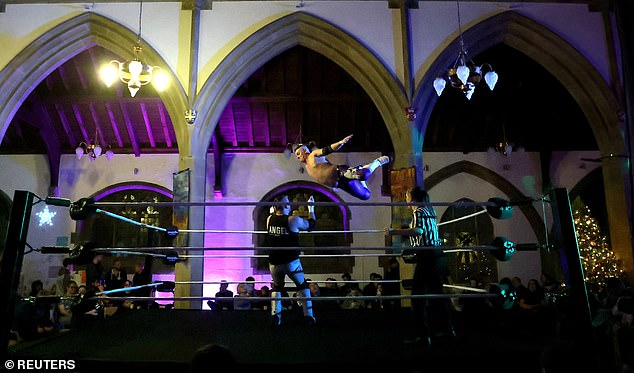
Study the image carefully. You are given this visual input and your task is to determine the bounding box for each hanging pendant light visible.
[433,1,498,100]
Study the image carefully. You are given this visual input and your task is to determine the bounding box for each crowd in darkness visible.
[10,253,155,346]
[9,254,633,373]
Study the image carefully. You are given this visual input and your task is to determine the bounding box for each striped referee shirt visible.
[409,206,442,247]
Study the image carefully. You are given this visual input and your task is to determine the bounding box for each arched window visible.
[439,198,497,285]
[76,184,174,274]
[253,182,353,274]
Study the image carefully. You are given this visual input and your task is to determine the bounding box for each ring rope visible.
[180,253,401,259]
[97,282,164,296]
[88,200,501,208]
[91,245,496,253]
[438,209,487,226]
[180,229,383,234]
[171,280,402,285]
[88,293,502,302]
[76,198,494,237]
[170,281,487,294]
[95,208,166,232]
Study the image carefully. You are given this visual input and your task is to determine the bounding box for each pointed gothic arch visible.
[253,181,354,274]
[192,11,409,163]
[414,11,631,279]
[424,160,545,244]
[0,12,189,156]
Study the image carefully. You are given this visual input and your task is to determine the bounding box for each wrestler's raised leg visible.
[339,179,371,200]
[362,155,391,174]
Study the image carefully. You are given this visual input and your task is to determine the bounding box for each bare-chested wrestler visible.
[293,134,391,200]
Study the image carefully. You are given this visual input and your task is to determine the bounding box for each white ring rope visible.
[169,280,487,294]
[180,253,401,259]
[90,200,501,208]
[438,209,487,226]
[180,229,383,234]
[89,293,501,302]
[72,196,497,237]
[92,245,496,253]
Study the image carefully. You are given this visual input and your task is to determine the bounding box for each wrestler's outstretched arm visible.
[312,134,353,157]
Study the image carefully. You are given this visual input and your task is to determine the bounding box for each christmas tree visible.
[573,198,623,288]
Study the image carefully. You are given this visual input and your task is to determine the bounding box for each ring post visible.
[550,188,600,370]
[0,190,35,360]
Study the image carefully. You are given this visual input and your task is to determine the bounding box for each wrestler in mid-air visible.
[293,134,391,200]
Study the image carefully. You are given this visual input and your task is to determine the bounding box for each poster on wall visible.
[390,167,416,232]
[172,168,190,248]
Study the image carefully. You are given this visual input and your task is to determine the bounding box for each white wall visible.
[2,150,599,303]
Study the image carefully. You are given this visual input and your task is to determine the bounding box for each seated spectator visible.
[234,283,252,310]
[362,273,384,309]
[208,280,234,311]
[105,259,127,290]
[341,284,365,310]
[339,272,353,298]
[518,278,553,335]
[253,285,270,311]
[56,281,79,329]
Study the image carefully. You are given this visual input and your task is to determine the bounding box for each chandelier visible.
[433,1,498,100]
[488,123,522,156]
[99,0,168,97]
[75,128,114,161]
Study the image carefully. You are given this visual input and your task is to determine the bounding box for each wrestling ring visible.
[1,189,597,372]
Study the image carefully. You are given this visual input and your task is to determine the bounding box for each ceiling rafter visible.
[54,103,77,146]
[72,103,90,143]
[157,103,173,148]
[105,102,124,148]
[118,101,141,156]
[139,102,156,148]
[89,103,107,146]
[72,58,89,91]
[57,65,72,92]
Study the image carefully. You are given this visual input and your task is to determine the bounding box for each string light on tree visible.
[573,198,623,287]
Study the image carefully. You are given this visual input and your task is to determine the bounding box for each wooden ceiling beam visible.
[72,103,91,143]
[57,65,73,92]
[119,101,141,157]
[54,103,77,146]
[105,102,125,148]
[89,103,107,146]
[157,103,173,148]
[41,96,164,106]
[72,58,89,92]
[140,102,156,148]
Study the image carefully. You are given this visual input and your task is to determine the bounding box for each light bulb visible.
[129,60,143,76]
[456,65,470,85]
[433,77,446,96]
[93,145,102,158]
[485,71,498,90]
[152,69,169,92]
[75,146,84,160]
[100,64,119,87]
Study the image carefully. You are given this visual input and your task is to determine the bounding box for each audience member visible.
[105,259,127,290]
[362,273,384,309]
[234,283,252,310]
[383,258,401,309]
[208,280,234,311]
[517,278,553,335]
[54,262,71,296]
[341,284,365,310]
[56,281,79,329]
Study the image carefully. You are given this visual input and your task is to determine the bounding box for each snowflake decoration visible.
[36,206,56,227]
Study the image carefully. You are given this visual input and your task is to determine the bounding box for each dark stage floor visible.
[8,307,593,373]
